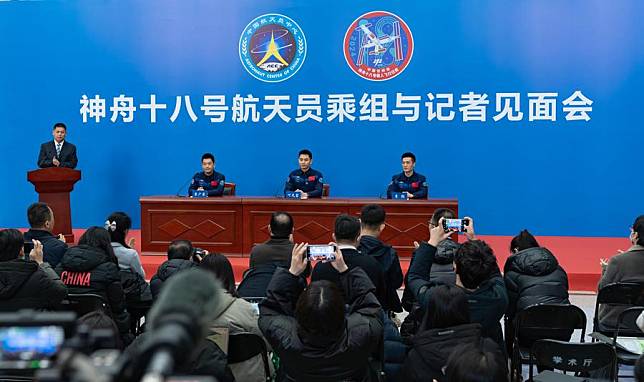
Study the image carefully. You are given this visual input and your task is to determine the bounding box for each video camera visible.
[0,310,217,382]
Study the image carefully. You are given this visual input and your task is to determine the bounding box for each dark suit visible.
[38,140,78,169]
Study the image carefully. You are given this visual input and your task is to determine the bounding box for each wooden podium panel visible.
[140,196,243,255]
[243,198,348,250]
[140,196,458,258]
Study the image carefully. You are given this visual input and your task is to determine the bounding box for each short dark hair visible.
[201,153,215,163]
[78,227,118,264]
[27,202,52,228]
[510,229,540,252]
[168,239,193,260]
[430,208,456,226]
[334,214,360,242]
[0,229,24,262]
[105,212,132,248]
[53,122,67,130]
[421,284,470,331]
[401,152,416,162]
[454,240,498,289]
[633,215,644,246]
[298,149,313,159]
[199,253,237,297]
[295,280,345,339]
[270,211,293,238]
[360,204,386,229]
[446,339,509,382]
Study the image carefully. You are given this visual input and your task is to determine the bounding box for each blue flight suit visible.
[284,168,324,198]
[188,171,226,197]
[386,172,428,199]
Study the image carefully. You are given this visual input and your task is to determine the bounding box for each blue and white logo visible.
[239,14,307,83]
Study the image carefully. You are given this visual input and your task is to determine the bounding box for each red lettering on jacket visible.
[308,176,316,182]
[210,180,219,187]
[60,271,91,287]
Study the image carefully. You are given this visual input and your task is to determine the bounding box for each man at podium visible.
[37,123,78,169]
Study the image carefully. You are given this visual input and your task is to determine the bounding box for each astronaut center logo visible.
[344,11,414,81]
[239,14,307,83]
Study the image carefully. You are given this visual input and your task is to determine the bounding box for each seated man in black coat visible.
[0,229,67,312]
[37,122,78,169]
[311,214,387,308]
[259,242,383,381]
[358,204,404,313]
[150,239,199,299]
[408,218,508,349]
[23,202,68,267]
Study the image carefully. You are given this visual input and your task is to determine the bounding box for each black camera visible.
[192,247,207,263]
[0,310,76,371]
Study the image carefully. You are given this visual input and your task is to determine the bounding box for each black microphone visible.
[119,268,224,382]
[175,175,195,197]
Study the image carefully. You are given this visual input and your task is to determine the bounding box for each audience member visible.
[24,202,68,267]
[150,239,199,299]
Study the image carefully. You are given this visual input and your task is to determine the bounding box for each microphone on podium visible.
[175,176,194,197]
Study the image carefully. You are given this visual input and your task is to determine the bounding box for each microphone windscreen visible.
[147,268,224,338]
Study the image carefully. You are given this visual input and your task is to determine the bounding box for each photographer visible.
[259,242,384,381]
[0,229,67,311]
[150,239,202,300]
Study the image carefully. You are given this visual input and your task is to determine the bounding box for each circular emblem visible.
[343,11,413,81]
[239,13,307,83]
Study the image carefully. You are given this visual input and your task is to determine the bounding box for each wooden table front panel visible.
[140,196,243,254]
[140,196,458,259]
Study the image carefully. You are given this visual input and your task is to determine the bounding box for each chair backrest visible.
[228,332,271,380]
[237,263,279,299]
[614,306,644,341]
[61,293,112,318]
[515,303,587,343]
[593,282,644,333]
[223,182,236,196]
[322,184,330,197]
[529,339,616,380]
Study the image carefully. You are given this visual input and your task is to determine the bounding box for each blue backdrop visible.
[1,0,642,237]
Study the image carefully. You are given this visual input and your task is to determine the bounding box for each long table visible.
[140,196,458,258]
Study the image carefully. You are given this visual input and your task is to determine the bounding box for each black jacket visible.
[0,259,67,312]
[38,140,78,169]
[56,245,130,335]
[124,333,234,382]
[23,229,68,268]
[150,258,197,300]
[407,242,508,347]
[249,237,294,268]
[403,323,482,382]
[358,235,404,312]
[402,239,458,312]
[259,267,383,382]
[311,248,387,310]
[503,247,570,320]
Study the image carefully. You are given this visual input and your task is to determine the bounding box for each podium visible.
[27,168,81,242]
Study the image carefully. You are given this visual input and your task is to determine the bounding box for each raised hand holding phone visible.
[329,242,348,273]
[289,242,309,276]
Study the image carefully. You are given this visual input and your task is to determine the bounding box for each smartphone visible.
[23,241,34,260]
[442,218,469,233]
[307,244,337,262]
